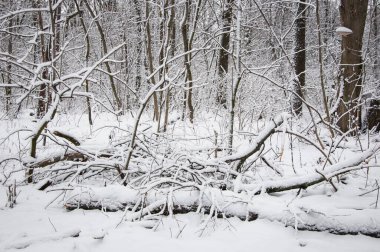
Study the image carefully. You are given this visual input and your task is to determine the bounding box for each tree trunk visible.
[367,0,380,131]
[83,0,122,114]
[5,14,13,114]
[133,0,143,95]
[35,0,49,119]
[181,0,193,122]
[292,0,307,116]
[336,0,369,133]
[144,0,160,121]
[316,0,334,137]
[216,0,233,108]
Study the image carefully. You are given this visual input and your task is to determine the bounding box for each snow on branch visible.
[243,144,380,194]
[65,185,258,221]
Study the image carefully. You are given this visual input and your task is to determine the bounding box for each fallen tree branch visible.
[261,156,283,176]
[315,169,337,192]
[215,113,289,172]
[53,130,81,146]
[275,129,334,165]
[243,144,380,194]
[25,151,88,169]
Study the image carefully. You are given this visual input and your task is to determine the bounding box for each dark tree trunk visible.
[367,0,380,131]
[133,0,143,94]
[5,16,13,113]
[336,0,369,133]
[216,0,233,107]
[367,99,380,131]
[35,0,49,118]
[181,0,194,123]
[292,0,307,116]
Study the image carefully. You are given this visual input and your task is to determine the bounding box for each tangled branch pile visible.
[3,113,377,237]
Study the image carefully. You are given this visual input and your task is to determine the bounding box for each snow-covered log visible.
[25,151,88,169]
[64,185,258,221]
[64,185,380,238]
[242,144,380,194]
[250,197,380,238]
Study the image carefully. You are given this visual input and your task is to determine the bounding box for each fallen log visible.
[250,197,380,238]
[23,147,124,169]
[25,151,88,169]
[241,144,380,194]
[64,185,258,221]
[63,185,380,238]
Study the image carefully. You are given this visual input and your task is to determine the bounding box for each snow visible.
[1,112,380,251]
[1,186,380,252]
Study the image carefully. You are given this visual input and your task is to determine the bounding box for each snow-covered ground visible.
[1,185,380,252]
[1,112,380,251]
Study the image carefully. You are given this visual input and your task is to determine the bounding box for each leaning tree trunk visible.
[336,0,369,133]
[292,0,307,116]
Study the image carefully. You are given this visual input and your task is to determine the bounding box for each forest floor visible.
[1,111,380,251]
[1,185,380,252]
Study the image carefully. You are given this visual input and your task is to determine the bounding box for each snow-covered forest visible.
[1,0,380,251]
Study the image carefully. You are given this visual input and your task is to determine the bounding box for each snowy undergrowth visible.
[1,110,380,251]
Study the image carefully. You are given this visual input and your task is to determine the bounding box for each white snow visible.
[1,186,380,252]
[1,112,380,251]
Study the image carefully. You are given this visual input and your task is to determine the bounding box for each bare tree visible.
[83,0,123,114]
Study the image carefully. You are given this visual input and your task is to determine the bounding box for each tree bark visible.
[35,0,49,119]
[336,0,369,133]
[5,13,13,114]
[216,0,233,108]
[181,0,195,123]
[367,0,380,131]
[292,0,307,116]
